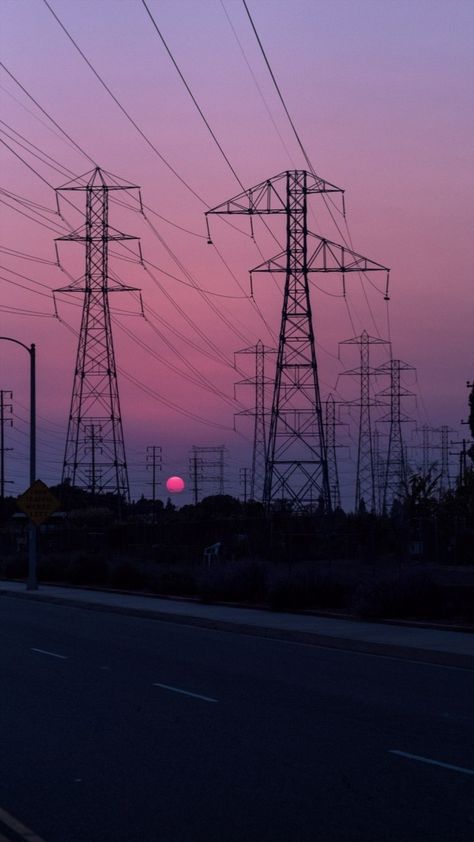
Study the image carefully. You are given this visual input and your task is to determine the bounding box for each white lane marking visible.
[153,682,218,703]
[31,647,67,660]
[0,805,47,841]
[389,750,474,776]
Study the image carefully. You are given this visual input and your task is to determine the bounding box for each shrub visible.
[108,562,148,591]
[149,566,197,597]
[66,554,109,586]
[351,569,444,620]
[267,565,355,611]
[198,560,266,603]
[1,554,27,580]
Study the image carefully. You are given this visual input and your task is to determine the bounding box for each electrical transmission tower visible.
[55,168,141,502]
[189,446,227,503]
[432,425,454,496]
[207,170,389,512]
[323,394,342,510]
[339,329,389,512]
[239,466,250,503]
[418,424,431,476]
[372,428,385,515]
[234,340,276,501]
[376,359,415,511]
[0,390,13,498]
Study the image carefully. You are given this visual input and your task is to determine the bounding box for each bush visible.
[66,554,109,587]
[149,566,197,597]
[351,569,444,620]
[0,554,27,579]
[198,560,267,603]
[108,562,148,591]
[267,565,355,611]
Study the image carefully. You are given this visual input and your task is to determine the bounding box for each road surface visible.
[0,596,473,841]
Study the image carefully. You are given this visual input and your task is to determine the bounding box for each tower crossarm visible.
[206,170,344,217]
[250,235,389,277]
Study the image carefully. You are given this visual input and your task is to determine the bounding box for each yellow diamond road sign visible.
[17,480,60,526]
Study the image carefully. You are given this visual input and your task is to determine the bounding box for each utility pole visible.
[450,438,472,487]
[207,170,389,512]
[189,449,202,505]
[55,167,142,502]
[234,340,276,501]
[146,445,162,521]
[339,329,389,512]
[376,359,415,511]
[0,390,13,498]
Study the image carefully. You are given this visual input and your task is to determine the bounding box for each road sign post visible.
[17,480,60,590]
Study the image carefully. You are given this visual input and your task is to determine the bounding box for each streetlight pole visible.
[0,337,37,589]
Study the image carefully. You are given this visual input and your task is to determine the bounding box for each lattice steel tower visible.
[323,394,341,510]
[55,168,141,501]
[376,359,415,511]
[235,340,276,501]
[207,170,388,511]
[340,330,389,512]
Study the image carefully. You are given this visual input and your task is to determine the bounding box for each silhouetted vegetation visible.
[1,457,473,623]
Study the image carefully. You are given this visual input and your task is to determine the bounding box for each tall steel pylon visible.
[207,170,389,512]
[323,394,341,510]
[372,428,385,515]
[433,425,453,496]
[339,329,389,512]
[55,168,141,501]
[376,359,415,511]
[420,424,431,476]
[234,340,276,501]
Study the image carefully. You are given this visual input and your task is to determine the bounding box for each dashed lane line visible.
[389,750,474,776]
[31,648,67,660]
[153,682,218,703]
[0,806,47,841]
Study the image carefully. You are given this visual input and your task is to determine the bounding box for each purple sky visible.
[0,0,473,506]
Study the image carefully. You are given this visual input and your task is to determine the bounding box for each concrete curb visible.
[2,587,473,671]
[4,578,473,634]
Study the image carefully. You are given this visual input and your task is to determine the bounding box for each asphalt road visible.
[0,596,473,842]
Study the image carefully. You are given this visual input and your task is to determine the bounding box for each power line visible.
[242,0,314,172]
[141,0,244,191]
[41,0,205,205]
[0,61,96,166]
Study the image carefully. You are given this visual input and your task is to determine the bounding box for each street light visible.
[0,337,36,589]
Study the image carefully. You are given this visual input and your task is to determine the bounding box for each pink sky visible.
[0,0,472,506]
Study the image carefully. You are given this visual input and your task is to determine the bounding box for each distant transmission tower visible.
[189,446,227,502]
[234,340,276,501]
[55,168,141,501]
[432,425,453,496]
[372,428,385,515]
[207,170,389,512]
[420,424,431,476]
[376,359,415,511]
[339,329,389,512]
[323,394,341,510]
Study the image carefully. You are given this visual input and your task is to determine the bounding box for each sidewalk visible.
[1,580,473,667]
